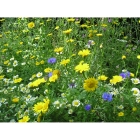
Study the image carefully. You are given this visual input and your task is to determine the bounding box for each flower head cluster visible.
[29,78,46,87]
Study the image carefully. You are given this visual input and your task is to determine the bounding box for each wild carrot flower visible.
[83,77,98,92]
[28,22,35,28]
[78,49,91,57]
[75,61,90,73]
[102,92,113,101]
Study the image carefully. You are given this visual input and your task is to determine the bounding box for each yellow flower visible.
[14,78,22,83]
[78,49,91,57]
[44,67,52,73]
[49,74,58,82]
[67,18,75,22]
[4,60,9,65]
[0,34,2,37]
[20,42,23,45]
[80,24,88,28]
[63,29,72,34]
[132,107,137,112]
[33,102,44,113]
[60,59,70,66]
[52,69,60,77]
[40,60,45,64]
[0,75,5,80]
[12,97,19,103]
[130,73,134,77]
[36,61,40,65]
[54,47,63,53]
[96,34,103,36]
[75,61,90,73]
[118,112,124,117]
[122,55,126,59]
[110,75,123,85]
[47,33,52,36]
[28,22,35,28]
[66,39,74,43]
[83,77,98,92]
[33,99,50,114]
[1,49,7,53]
[55,26,59,30]
[98,75,108,81]
[101,24,107,27]
[137,55,140,59]
[18,116,30,122]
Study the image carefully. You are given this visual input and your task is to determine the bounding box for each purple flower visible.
[108,18,112,22]
[102,92,113,102]
[48,72,53,77]
[84,104,91,111]
[47,57,56,64]
[68,82,76,88]
[119,71,130,79]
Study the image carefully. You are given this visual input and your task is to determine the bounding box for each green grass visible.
[0,17,140,122]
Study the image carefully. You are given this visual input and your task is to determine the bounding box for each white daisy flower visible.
[13,60,18,67]
[72,100,80,107]
[131,78,140,84]
[131,88,140,96]
[36,72,42,78]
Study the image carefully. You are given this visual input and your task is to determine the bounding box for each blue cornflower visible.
[48,72,53,77]
[119,71,130,79]
[48,57,56,64]
[84,104,91,111]
[102,92,113,102]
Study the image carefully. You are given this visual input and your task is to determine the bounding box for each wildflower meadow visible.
[0,17,140,122]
